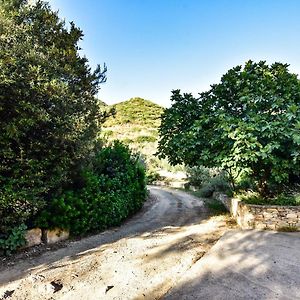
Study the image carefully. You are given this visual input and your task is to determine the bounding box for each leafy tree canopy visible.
[158,61,300,195]
[0,0,106,231]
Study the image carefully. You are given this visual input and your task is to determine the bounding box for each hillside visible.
[101,97,171,171]
[103,97,163,127]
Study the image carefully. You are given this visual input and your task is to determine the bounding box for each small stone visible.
[263,212,272,219]
[255,223,266,230]
[24,228,42,248]
[287,213,298,219]
[50,280,63,293]
[43,228,69,244]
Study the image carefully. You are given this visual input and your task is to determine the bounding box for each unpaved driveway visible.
[165,230,300,299]
[0,186,230,300]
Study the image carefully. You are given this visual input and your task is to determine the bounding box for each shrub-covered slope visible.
[101,97,166,170]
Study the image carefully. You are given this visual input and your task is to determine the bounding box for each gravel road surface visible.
[0,186,229,300]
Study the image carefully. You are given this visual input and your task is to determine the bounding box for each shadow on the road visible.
[0,187,216,286]
[151,230,300,300]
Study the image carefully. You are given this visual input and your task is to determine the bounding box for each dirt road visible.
[0,187,230,300]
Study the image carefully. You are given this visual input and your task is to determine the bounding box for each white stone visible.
[263,212,273,219]
[230,198,241,217]
[286,213,298,219]
[25,228,42,247]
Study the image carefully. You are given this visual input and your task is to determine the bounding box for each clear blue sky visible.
[49,0,300,107]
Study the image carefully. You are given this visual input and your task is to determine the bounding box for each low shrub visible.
[146,171,162,184]
[238,192,300,206]
[0,224,27,255]
[205,199,227,215]
[186,166,211,188]
[37,141,147,235]
[277,226,298,232]
[209,176,231,193]
[0,179,45,235]
[235,175,255,192]
[135,135,157,143]
[198,185,215,198]
[187,166,231,197]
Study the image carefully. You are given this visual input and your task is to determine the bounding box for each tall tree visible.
[0,0,106,231]
[158,61,300,196]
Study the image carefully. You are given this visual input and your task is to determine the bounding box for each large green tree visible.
[158,61,300,196]
[0,0,106,231]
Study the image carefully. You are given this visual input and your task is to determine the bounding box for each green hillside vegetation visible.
[104,97,163,127]
[101,97,181,172]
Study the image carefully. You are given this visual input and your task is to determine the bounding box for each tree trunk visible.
[257,168,271,198]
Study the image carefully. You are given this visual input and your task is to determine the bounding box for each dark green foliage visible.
[135,135,157,143]
[0,224,27,255]
[146,170,162,184]
[277,226,298,232]
[209,176,231,193]
[198,185,215,198]
[158,91,200,166]
[186,166,214,188]
[205,199,227,215]
[159,61,300,196]
[0,1,106,233]
[235,175,256,192]
[38,142,147,235]
[186,166,230,197]
[239,192,300,206]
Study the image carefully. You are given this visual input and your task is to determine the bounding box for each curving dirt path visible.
[0,186,230,300]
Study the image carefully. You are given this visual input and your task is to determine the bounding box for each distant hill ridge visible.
[101,97,165,170]
[103,97,164,127]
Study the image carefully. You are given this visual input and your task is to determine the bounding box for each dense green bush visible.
[198,184,215,198]
[186,166,231,197]
[38,142,147,235]
[186,166,219,188]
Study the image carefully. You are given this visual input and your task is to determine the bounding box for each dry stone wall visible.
[24,228,69,248]
[214,193,300,230]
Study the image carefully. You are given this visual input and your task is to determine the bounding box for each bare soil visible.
[0,187,234,300]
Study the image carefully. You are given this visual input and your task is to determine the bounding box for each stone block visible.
[276,221,289,228]
[254,215,264,221]
[286,213,298,219]
[262,212,273,219]
[230,198,241,217]
[254,223,266,230]
[25,228,42,248]
[266,224,276,230]
[43,228,69,244]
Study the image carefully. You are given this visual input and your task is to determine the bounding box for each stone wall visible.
[24,228,69,248]
[214,193,300,230]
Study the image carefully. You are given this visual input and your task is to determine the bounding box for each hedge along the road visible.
[37,141,147,235]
